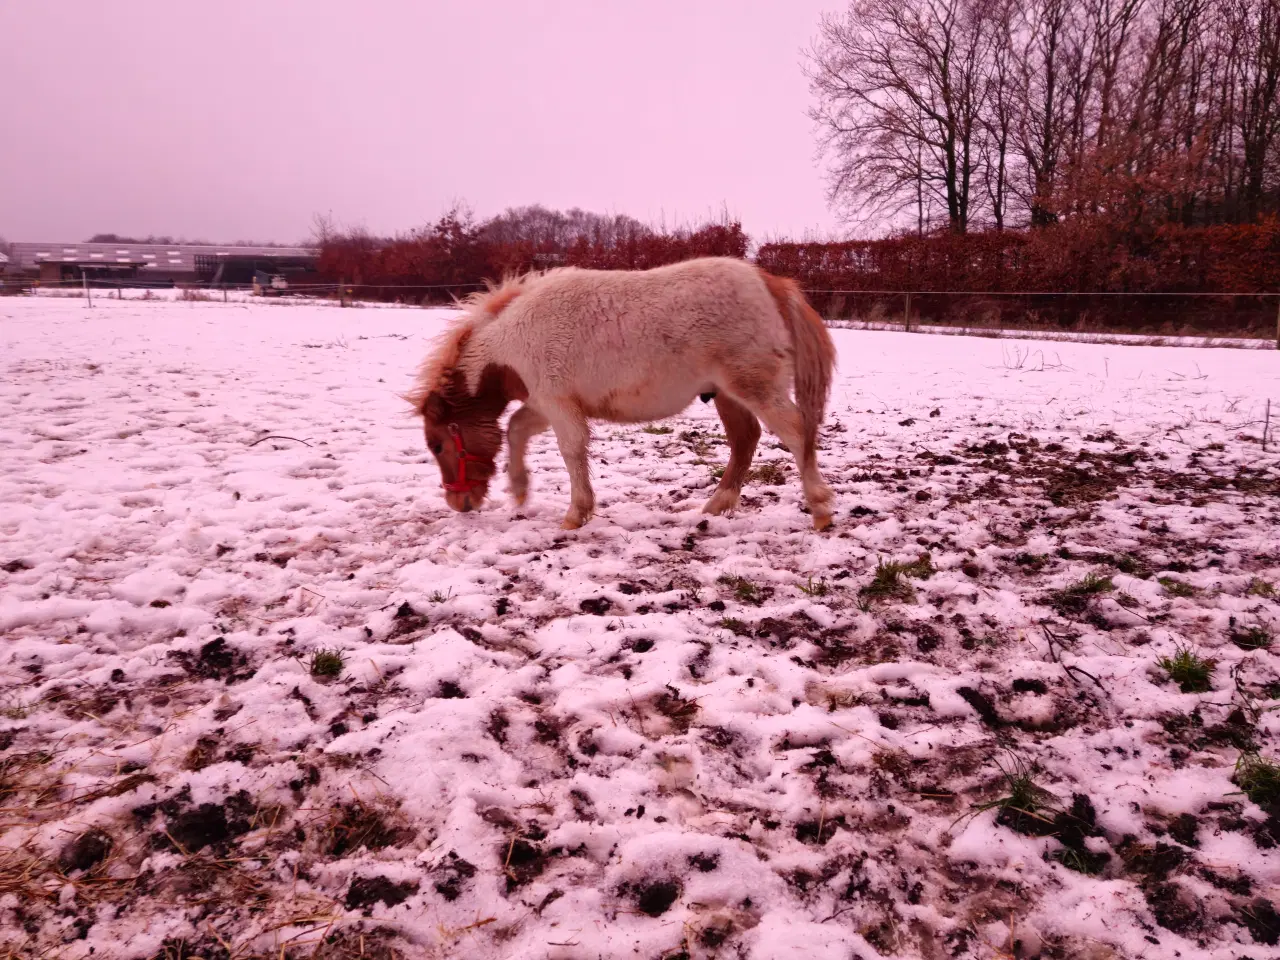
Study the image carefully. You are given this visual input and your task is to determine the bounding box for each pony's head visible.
[416,370,510,513]
[407,308,528,513]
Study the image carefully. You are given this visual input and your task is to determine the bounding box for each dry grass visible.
[749,462,788,485]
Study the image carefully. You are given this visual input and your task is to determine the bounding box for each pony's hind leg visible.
[544,401,595,529]
[506,404,550,506]
[731,388,834,531]
[703,395,761,516]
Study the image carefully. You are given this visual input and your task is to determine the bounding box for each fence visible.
[807,289,1280,347]
[10,276,1280,349]
[4,276,486,305]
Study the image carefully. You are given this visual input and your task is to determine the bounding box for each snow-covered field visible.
[828,318,1277,351]
[2,295,1279,960]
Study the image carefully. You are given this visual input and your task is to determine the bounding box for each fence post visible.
[904,292,912,333]
[82,271,92,308]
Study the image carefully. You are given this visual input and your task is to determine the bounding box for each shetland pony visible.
[407,257,836,530]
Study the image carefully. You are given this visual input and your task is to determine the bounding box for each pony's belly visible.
[579,384,704,423]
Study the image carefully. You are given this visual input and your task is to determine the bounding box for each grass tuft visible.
[1230,624,1272,651]
[310,648,346,679]
[1051,844,1109,876]
[643,425,673,435]
[1158,644,1216,693]
[903,553,935,579]
[1047,571,1114,617]
[996,758,1053,816]
[860,554,933,604]
[1110,553,1150,577]
[1158,576,1198,598]
[799,576,829,598]
[958,754,1058,837]
[1234,752,1280,808]
[718,575,764,606]
[1245,578,1275,599]
[862,561,913,602]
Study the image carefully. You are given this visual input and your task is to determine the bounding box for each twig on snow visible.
[249,435,312,447]
[1041,623,1107,696]
[628,689,649,738]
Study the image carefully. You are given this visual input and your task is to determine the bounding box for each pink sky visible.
[0,1,840,245]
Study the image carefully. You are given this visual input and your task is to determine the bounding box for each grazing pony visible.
[407,257,836,530]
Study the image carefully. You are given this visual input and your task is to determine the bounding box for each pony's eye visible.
[428,441,443,455]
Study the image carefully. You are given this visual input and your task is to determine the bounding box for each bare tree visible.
[807,0,995,234]
[1091,0,1148,153]
[981,0,1019,229]
[309,212,340,247]
[480,205,654,251]
[1231,0,1280,221]
[1013,0,1082,224]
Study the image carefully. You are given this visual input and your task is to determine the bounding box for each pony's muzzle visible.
[445,489,485,513]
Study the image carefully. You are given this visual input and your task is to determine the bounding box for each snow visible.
[2,293,1279,958]
[830,317,1279,351]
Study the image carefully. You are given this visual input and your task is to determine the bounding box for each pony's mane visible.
[404,272,538,415]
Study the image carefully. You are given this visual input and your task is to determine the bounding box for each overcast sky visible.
[0,1,841,245]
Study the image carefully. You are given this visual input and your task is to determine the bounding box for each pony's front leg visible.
[547,405,595,529]
[506,404,550,506]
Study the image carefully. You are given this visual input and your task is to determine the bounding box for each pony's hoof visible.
[511,492,527,507]
[561,505,594,529]
[812,513,833,532]
[702,491,739,516]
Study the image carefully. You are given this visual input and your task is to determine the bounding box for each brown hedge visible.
[317,216,749,303]
[755,221,1280,335]
[755,220,1280,294]
[317,213,1278,334]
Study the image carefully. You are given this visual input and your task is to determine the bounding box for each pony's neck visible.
[456,325,527,408]
[455,320,494,394]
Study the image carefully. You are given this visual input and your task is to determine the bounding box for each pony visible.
[406,256,837,530]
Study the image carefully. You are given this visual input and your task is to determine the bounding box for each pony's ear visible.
[422,392,447,422]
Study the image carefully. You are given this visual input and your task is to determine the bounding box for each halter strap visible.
[441,423,485,493]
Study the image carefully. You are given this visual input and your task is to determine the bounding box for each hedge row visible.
[754,221,1280,334]
[316,215,1279,334]
[317,217,749,302]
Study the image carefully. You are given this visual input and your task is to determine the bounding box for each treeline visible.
[314,206,749,300]
[86,234,299,247]
[313,203,1278,332]
[807,0,1280,235]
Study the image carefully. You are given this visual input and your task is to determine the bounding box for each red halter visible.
[441,423,485,493]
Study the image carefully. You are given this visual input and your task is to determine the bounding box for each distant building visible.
[6,241,319,286]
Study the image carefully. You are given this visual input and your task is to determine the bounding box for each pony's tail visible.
[760,270,835,464]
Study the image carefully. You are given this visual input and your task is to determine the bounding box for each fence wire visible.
[6,277,1278,348]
